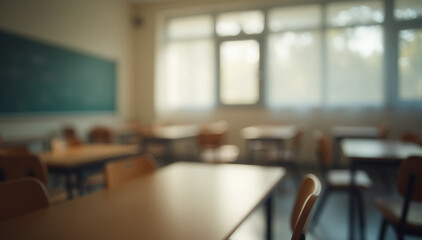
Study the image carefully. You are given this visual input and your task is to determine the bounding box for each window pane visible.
[268,5,321,32]
[267,31,321,107]
[395,0,422,20]
[326,26,383,105]
[216,11,264,36]
[327,1,384,27]
[164,40,215,110]
[399,29,422,100]
[220,40,259,105]
[167,15,213,39]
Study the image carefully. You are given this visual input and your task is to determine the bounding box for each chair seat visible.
[327,169,372,189]
[200,145,239,163]
[375,198,422,231]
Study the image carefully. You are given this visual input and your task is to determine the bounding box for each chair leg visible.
[392,225,405,240]
[292,166,301,188]
[378,218,388,240]
[310,189,330,229]
[355,190,366,240]
[378,170,392,193]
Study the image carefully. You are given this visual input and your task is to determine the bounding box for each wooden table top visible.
[39,144,140,168]
[241,125,297,140]
[140,124,200,140]
[0,162,285,240]
[331,126,379,139]
[341,139,422,162]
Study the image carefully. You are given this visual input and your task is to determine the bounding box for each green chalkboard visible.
[0,30,116,115]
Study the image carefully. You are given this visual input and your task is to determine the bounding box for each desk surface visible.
[341,139,422,162]
[241,125,297,140]
[140,124,200,140]
[39,144,140,168]
[0,162,285,240]
[331,126,379,139]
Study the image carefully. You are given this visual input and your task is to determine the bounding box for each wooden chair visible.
[0,146,31,155]
[375,156,422,240]
[0,153,67,203]
[378,123,390,139]
[88,126,113,143]
[311,131,372,236]
[197,121,239,163]
[291,174,321,240]
[401,131,421,146]
[0,178,50,222]
[62,126,82,147]
[0,153,48,184]
[250,129,303,183]
[105,155,158,189]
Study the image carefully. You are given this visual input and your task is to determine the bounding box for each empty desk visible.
[0,162,285,240]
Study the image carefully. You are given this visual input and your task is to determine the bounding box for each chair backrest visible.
[0,146,31,155]
[397,156,422,202]
[291,174,321,240]
[0,154,48,185]
[314,131,332,167]
[197,121,228,149]
[62,126,82,147]
[0,178,50,222]
[88,126,113,143]
[291,129,303,154]
[105,155,158,189]
[378,123,389,139]
[401,132,421,146]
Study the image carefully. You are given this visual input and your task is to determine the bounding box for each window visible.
[216,11,264,36]
[267,5,322,107]
[220,40,260,105]
[326,1,384,106]
[399,29,422,101]
[395,0,422,104]
[158,0,422,112]
[395,0,422,20]
[160,15,215,111]
[217,11,264,106]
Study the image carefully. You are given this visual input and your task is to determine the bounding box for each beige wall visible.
[133,0,422,164]
[0,0,133,140]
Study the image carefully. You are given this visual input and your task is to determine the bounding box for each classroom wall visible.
[0,0,133,140]
[133,0,422,165]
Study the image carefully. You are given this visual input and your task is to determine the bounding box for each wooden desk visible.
[1,135,53,151]
[39,144,140,198]
[341,139,422,240]
[140,124,200,161]
[331,126,379,167]
[241,125,297,163]
[0,162,285,240]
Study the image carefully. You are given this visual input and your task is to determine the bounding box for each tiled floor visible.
[230,169,421,240]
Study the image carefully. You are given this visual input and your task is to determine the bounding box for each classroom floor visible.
[230,169,421,240]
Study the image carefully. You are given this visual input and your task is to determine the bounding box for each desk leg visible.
[65,170,74,199]
[76,170,85,196]
[349,164,356,240]
[246,140,254,164]
[333,137,341,168]
[266,193,274,240]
